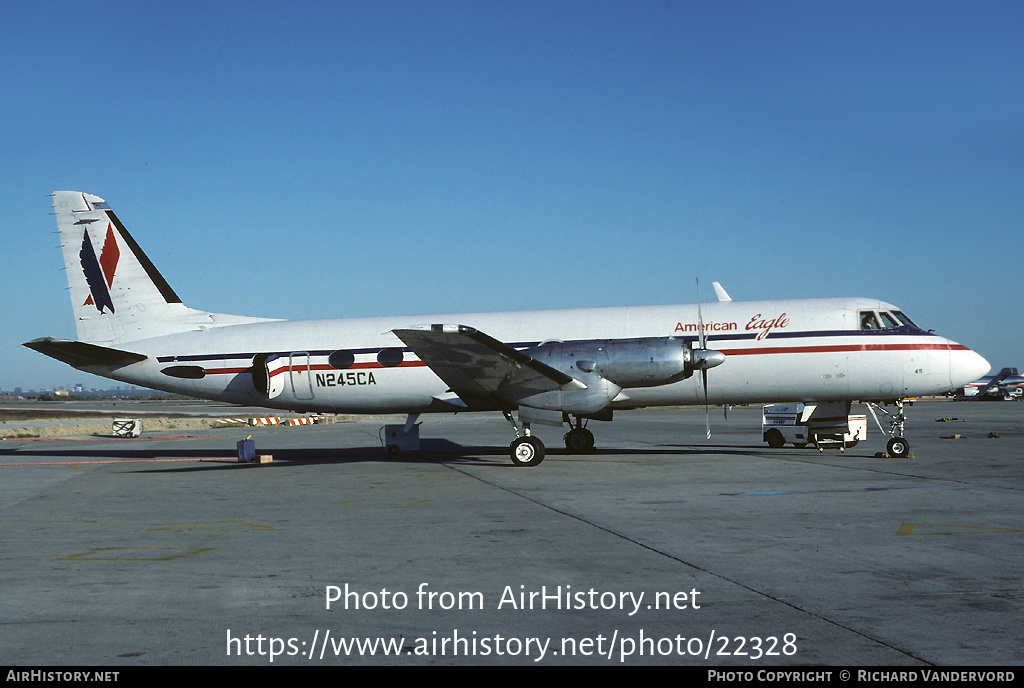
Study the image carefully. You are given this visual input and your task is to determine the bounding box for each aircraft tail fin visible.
[52,191,273,345]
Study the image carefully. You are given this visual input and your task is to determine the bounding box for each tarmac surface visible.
[1,399,1021,666]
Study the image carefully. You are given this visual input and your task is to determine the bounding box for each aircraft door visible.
[267,355,287,399]
[290,352,315,400]
[252,354,287,400]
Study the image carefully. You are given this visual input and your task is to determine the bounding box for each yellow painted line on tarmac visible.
[899,523,1024,536]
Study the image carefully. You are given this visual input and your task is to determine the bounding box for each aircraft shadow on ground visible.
[0,438,775,472]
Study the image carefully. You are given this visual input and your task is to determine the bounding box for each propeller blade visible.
[703,368,711,438]
[696,278,706,351]
[697,277,712,438]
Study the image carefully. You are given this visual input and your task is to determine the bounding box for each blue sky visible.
[3,0,1021,390]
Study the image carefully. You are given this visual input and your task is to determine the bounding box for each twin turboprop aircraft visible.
[26,191,991,465]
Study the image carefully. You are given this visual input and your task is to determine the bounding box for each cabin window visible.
[328,350,355,370]
[377,348,404,368]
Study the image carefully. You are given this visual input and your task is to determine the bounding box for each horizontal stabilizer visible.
[23,337,147,370]
[393,325,583,409]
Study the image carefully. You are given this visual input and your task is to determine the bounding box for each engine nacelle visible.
[525,337,695,389]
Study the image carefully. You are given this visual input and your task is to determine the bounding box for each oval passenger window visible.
[328,350,355,370]
[377,348,404,368]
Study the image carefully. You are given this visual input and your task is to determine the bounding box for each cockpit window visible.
[892,310,919,329]
[860,311,880,330]
[859,309,921,331]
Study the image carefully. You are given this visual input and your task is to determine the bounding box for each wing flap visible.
[393,325,584,408]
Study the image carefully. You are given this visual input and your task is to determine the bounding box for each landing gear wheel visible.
[886,437,910,458]
[564,427,595,453]
[765,429,786,449]
[510,436,545,467]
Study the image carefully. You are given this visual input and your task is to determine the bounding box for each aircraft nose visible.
[950,346,991,389]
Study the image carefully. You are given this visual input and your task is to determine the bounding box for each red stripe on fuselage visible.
[203,367,251,376]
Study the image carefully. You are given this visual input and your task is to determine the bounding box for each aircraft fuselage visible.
[93,297,985,414]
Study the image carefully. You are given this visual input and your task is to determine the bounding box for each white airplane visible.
[26,191,990,465]
[960,368,1023,400]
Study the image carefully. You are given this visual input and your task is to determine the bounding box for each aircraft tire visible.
[886,437,910,458]
[564,428,595,453]
[511,436,545,467]
[764,429,786,449]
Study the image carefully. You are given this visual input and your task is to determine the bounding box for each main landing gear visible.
[504,410,545,467]
[866,399,912,458]
[511,436,545,467]
[564,417,595,453]
[503,413,597,466]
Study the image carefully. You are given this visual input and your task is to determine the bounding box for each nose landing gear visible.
[866,399,911,458]
[886,436,910,458]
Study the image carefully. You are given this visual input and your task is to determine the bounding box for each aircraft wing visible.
[392,325,585,409]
